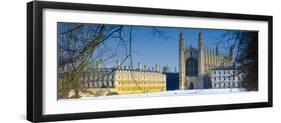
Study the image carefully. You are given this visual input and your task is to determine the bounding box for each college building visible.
[61,62,166,95]
[210,66,246,89]
[178,32,234,90]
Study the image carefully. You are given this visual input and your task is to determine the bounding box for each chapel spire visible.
[198,31,203,50]
[179,32,186,90]
[216,45,219,55]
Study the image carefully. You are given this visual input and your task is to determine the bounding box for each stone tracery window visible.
[185,57,198,76]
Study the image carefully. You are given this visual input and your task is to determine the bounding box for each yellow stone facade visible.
[115,69,166,94]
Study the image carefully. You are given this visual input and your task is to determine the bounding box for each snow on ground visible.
[60,88,248,100]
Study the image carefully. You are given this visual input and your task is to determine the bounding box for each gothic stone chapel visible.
[178,32,233,90]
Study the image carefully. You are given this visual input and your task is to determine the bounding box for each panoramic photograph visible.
[57,22,258,99]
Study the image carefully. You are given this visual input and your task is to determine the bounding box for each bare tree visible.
[58,23,128,98]
[219,31,258,91]
[57,23,169,99]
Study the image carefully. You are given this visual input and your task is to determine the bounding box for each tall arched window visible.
[186,58,198,76]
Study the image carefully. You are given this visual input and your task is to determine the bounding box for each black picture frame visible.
[27,1,273,122]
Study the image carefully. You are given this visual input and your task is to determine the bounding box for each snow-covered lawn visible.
[62,88,248,100]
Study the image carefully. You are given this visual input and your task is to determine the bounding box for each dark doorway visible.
[203,75,212,89]
[189,82,194,89]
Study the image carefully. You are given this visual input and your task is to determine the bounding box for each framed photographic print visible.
[27,1,273,122]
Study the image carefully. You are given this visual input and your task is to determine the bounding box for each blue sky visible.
[58,23,240,70]
[117,26,232,70]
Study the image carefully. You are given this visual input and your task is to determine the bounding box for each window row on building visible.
[116,86,165,94]
[212,70,243,76]
[117,81,165,86]
[84,81,115,88]
[212,82,242,88]
[116,74,165,81]
[212,75,245,82]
